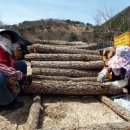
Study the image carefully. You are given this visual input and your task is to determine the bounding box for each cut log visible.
[31,61,103,70]
[25,95,41,130]
[32,68,99,77]
[41,122,130,130]
[34,40,89,46]
[34,40,71,45]
[99,96,130,122]
[32,75,97,82]
[34,42,97,50]
[27,44,100,55]
[24,80,123,95]
[25,53,102,61]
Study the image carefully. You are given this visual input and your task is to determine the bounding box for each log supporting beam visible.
[99,96,130,122]
[24,95,42,130]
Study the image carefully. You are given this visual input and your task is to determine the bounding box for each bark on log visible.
[25,53,102,61]
[31,61,103,70]
[34,40,71,45]
[24,80,123,95]
[25,95,41,130]
[34,40,89,46]
[32,75,97,82]
[32,68,99,77]
[41,122,130,130]
[34,42,97,50]
[27,44,100,55]
[99,96,130,122]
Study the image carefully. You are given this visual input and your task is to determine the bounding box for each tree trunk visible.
[34,40,71,45]
[31,61,103,70]
[25,95,41,130]
[27,44,100,55]
[24,80,123,95]
[99,96,130,122]
[25,53,102,61]
[34,40,91,46]
[34,41,97,50]
[32,75,97,82]
[32,68,99,77]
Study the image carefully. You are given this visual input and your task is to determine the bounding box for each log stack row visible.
[24,41,123,95]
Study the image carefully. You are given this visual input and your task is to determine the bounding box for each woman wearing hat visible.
[0,29,31,110]
[97,46,130,88]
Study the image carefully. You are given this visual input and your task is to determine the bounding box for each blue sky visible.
[0,0,130,25]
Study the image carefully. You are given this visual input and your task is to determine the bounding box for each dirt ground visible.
[0,95,127,130]
[41,95,125,129]
[0,96,33,130]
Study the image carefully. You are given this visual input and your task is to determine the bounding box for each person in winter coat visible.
[97,46,130,88]
[0,30,31,110]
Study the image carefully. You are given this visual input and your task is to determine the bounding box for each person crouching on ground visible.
[0,33,29,110]
[97,46,130,88]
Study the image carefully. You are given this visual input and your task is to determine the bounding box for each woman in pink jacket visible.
[0,30,31,110]
[97,46,130,88]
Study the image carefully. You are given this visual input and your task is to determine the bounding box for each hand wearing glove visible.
[102,78,128,88]
[97,69,109,83]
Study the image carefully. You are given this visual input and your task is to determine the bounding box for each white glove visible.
[97,69,109,83]
[112,79,128,88]
[102,79,128,88]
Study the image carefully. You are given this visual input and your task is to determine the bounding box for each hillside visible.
[2,19,94,43]
[109,6,130,33]
[0,6,130,43]
[102,6,130,34]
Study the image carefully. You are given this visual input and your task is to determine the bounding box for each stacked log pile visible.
[24,41,123,95]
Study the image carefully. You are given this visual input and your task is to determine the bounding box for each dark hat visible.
[0,29,32,45]
[0,29,32,56]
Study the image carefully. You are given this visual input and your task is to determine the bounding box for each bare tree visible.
[94,14,102,26]
[94,6,115,43]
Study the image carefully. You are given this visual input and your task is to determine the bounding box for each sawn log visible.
[32,75,97,82]
[24,80,123,95]
[27,44,100,55]
[32,68,99,77]
[25,53,102,61]
[31,61,103,70]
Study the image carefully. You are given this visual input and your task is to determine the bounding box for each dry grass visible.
[0,96,33,130]
[41,95,125,129]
